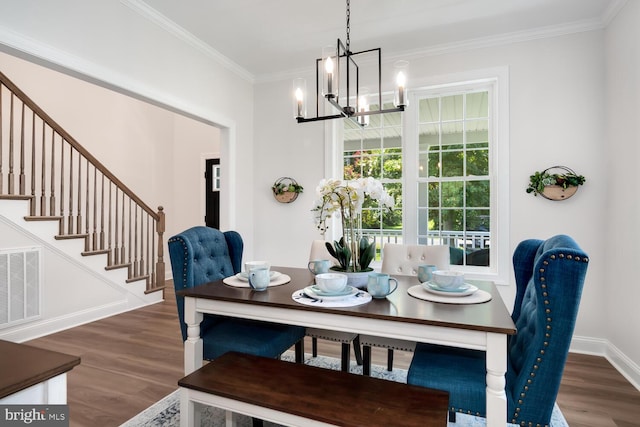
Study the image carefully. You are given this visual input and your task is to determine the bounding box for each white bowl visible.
[245,260,270,273]
[315,273,348,294]
[432,270,465,289]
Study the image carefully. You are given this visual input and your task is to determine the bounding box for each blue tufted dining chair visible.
[168,226,305,362]
[407,234,589,426]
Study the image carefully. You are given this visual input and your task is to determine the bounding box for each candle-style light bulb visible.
[321,45,337,98]
[396,71,406,107]
[358,95,368,111]
[325,56,334,95]
[295,87,304,118]
[325,56,334,73]
[357,94,369,126]
[393,60,409,108]
[293,78,306,119]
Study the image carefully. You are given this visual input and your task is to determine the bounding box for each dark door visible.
[205,158,220,229]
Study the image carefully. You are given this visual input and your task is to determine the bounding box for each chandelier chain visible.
[346,0,351,52]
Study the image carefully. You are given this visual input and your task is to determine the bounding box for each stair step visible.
[105,263,131,271]
[24,216,63,221]
[126,274,149,284]
[145,285,166,295]
[0,194,33,201]
[82,249,110,256]
[55,233,89,240]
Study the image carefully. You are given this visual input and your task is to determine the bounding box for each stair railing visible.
[0,71,165,293]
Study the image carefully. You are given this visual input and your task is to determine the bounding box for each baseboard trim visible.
[570,334,608,355]
[571,335,640,392]
[606,343,640,392]
[0,297,162,343]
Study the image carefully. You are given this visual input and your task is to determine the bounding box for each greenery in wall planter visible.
[272,177,303,203]
[526,166,585,201]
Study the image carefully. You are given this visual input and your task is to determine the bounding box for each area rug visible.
[120,352,569,427]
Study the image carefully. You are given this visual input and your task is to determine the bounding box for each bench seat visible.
[179,352,449,427]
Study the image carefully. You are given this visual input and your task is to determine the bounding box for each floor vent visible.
[0,247,41,328]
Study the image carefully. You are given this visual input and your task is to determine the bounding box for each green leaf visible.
[359,238,375,269]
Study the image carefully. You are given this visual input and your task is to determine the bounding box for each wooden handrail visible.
[0,71,158,218]
[0,70,165,292]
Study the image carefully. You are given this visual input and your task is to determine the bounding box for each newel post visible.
[154,206,166,290]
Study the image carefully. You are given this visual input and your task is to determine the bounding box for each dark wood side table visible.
[0,339,80,404]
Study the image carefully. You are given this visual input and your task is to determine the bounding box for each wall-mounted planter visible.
[526,166,585,201]
[272,177,303,204]
[540,184,579,201]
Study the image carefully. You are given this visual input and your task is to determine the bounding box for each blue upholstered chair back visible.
[168,226,243,340]
[507,234,588,423]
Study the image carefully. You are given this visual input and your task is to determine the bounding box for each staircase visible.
[0,70,166,341]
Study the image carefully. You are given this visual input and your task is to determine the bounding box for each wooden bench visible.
[178,352,449,427]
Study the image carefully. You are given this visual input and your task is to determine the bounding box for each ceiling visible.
[141,0,622,80]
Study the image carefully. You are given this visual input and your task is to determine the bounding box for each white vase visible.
[331,268,372,289]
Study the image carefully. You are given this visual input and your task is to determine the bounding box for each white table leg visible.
[485,332,508,427]
[180,389,194,427]
[184,296,204,375]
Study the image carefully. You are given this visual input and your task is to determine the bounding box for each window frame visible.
[328,67,509,284]
[404,68,510,284]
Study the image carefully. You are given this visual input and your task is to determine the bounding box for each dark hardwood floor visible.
[26,285,640,427]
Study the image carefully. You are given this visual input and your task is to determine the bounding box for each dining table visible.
[177,266,516,427]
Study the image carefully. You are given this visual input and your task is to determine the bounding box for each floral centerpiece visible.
[312,177,394,274]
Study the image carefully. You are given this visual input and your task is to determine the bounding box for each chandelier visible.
[293,0,407,126]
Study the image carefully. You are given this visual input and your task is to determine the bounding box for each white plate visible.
[421,282,478,297]
[424,281,472,292]
[236,271,281,282]
[305,285,358,299]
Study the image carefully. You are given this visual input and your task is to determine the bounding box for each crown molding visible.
[120,0,255,84]
[0,25,234,131]
[389,17,607,65]
[601,0,629,26]
[256,15,610,84]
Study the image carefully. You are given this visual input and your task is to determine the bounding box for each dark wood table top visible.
[0,340,81,399]
[177,266,516,335]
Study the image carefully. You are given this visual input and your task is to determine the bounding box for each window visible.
[339,69,509,282]
[343,100,403,249]
[417,90,491,266]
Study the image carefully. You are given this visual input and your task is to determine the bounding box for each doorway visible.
[205,158,220,229]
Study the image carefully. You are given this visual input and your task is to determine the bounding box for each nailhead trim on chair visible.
[168,237,189,287]
[510,252,589,427]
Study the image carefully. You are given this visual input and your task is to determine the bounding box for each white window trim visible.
[404,67,510,285]
[325,66,509,284]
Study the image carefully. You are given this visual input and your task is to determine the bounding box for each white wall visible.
[253,68,327,265]
[170,115,221,237]
[604,0,640,378]
[0,0,256,253]
[254,30,608,342]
